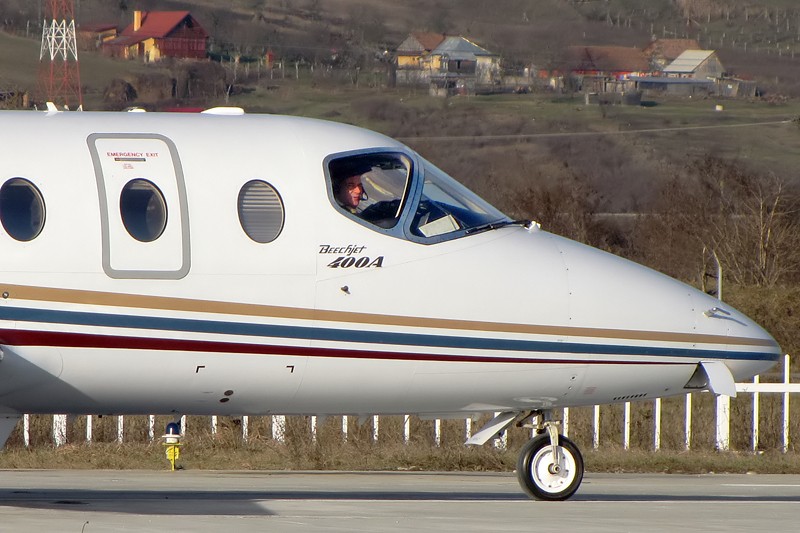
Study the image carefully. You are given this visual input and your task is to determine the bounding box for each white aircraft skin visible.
[0,109,781,500]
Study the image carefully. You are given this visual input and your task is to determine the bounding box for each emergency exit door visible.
[88,133,190,279]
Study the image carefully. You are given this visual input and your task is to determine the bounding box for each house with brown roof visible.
[643,39,701,71]
[103,11,208,62]
[567,46,649,77]
[565,46,649,92]
[396,33,446,69]
[396,32,446,85]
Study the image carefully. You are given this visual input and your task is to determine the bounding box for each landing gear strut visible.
[516,411,584,501]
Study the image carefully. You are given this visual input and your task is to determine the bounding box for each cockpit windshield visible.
[410,158,508,239]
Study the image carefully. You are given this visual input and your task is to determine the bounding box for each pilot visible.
[331,159,372,215]
[336,174,366,213]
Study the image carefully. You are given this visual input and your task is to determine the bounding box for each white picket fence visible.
[34,354,799,452]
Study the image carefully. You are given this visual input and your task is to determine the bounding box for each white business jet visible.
[0,107,781,500]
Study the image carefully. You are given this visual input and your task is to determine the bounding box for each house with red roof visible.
[103,11,208,62]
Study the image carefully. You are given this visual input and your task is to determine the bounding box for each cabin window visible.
[0,178,45,241]
[237,180,285,243]
[328,153,412,229]
[119,179,167,242]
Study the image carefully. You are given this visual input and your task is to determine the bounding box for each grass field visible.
[1,408,799,474]
[2,442,799,476]
[0,31,167,108]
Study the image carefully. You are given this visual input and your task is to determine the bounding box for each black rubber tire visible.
[516,434,584,501]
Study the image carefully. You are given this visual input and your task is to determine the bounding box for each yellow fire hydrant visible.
[161,422,183,471]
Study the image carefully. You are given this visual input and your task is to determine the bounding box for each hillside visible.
[4,1,800,82]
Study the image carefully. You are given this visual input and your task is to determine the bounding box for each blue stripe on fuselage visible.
[0,306,779,362]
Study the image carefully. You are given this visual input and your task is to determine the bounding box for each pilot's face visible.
[338,174,364,209]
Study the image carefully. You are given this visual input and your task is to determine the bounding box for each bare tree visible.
[707,171,800,286]
[512,174,609,248]
[644,156,800,287]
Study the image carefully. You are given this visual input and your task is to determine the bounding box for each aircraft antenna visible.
[37,0,83,110]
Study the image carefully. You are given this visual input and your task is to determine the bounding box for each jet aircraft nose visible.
[698,300,781,381]
[546,232,781,382]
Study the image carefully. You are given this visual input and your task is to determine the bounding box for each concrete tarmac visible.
[1,470,798,532]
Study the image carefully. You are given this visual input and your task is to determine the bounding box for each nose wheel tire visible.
[517,434,584,501]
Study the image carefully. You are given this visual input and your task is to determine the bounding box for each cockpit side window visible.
[328,153,412,229]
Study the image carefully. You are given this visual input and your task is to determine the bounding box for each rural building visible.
[663,50,724,79]
[565,46,649,92]
[629,76,715,97]
[630,74,754,98]
[77,23,118,51]
[103,11,208,62]
[716,77,757,98]
[396,32,446,83]
[643,39,700,71]
[395,33,500,95]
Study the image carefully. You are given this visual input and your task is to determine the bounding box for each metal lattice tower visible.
[38,0,83,109]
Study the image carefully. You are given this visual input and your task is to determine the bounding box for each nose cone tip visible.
[721,311,782,381]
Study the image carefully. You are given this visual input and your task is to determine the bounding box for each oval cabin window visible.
[0,178,46,241]
[120,179,168,242]
[238,180,285,243]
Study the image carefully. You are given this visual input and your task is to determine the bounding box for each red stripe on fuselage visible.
[0,328,677,365]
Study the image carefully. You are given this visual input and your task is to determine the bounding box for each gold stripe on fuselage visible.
[0,283,776,348]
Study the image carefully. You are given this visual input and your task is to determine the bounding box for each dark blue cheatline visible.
[0,306,780,362]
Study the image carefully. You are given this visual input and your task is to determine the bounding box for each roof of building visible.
[79,23,118,33]
[629,76,714,85]
[397,32,446,54]
[431,36,495,60]
[105,11,206,48]
[663,50,716,73]
[643,39,701,61]
[567,46,649,73]
[119,11,203,39]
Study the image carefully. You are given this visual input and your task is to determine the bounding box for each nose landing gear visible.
[465,409,585,500]
[516,412,584,501]
[517,432,583,500]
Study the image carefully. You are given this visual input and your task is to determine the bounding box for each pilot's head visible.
[331,158,372,211]
[336,173,365,210]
